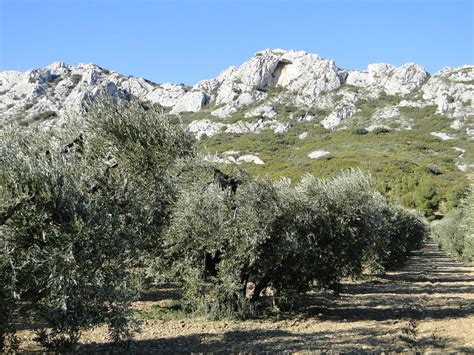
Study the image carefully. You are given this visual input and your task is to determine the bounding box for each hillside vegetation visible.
[0,100,428,352]
[197,103,471,221]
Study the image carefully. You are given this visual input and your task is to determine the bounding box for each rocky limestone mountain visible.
[1,49,473,139]
[0,61,189,128]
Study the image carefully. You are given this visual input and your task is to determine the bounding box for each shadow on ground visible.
[80,325,472,354]
[73,242,473,353]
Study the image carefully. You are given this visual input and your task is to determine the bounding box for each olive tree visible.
[432,175,474,261]
[0,98,195,351]
[163,168,428,318]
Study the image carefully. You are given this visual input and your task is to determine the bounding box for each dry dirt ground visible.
[16,242,474,353]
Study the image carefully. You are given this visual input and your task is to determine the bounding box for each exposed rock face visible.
[373,106,400,120]
[0,62,188,126]
[298,132,308,139]
[186,117,290,139]
[322,105,358,130]
[422,66,474,120]
[195,49,346,117]
[170,91,208,114]
[346,63,429,95]
[188,119,222,139]
[244,103,277,120]
[431,132,455,140]
[0,49,473,136]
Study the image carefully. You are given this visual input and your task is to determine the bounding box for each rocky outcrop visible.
[187,118,290,139]
[244,103,277,120]
[238,154,265,165]
[346,63,429,95]
[196,49,346,116]
[0,62,188,126]
[308,150,331,159]
[0,49,473,135]
[431,132,455,140]
[188,119,223,139]
[170,91,208,114]
[203,151,264,165]
[322,104,358,129]
[421,66,474,121]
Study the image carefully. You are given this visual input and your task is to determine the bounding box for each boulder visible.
[308,150,331,159]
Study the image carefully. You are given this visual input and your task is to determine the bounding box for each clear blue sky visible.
[1,0,473,85]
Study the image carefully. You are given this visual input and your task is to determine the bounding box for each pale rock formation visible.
[422,66,474,120]
[373,106,400,120]
[0,62,190,127]
[398,99,425,108]
[187,117,289,139]
[227,119,290,135]
[224,121,254,134]
[223,150,240,155]
[188,119,223,139]
[192,49,345,117]
[203,151,264,165]
[430,132,455,140]
[203,154,233,165]
[453,147,466,158]
[211,105,239,118]
[1,50,473,135]
[366,124,391,132]
[322,104,358,129]
[346,63,429,96]
[450,119,463,130]
[238,154,265,165]
[170,91,208,113]
[293,113,314,122]
[298,132,308,139]
[467,128,474,138]
[453,147,474,171]
[268,121,290,134]
[456,163,474,171]
[211,91,268,118]
[308,150,331,159]
[244,103,277,120]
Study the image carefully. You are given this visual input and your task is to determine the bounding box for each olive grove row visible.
[0,99,427,351]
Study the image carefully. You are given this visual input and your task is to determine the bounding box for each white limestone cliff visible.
[0,49,472,135]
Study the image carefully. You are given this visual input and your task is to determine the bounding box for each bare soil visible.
[15,242,474,353]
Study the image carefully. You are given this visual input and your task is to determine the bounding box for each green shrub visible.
[70,74,82,85]
[432,175,474,260]
[352,127,368,135]
[32,110,58,121]
[425,164,442,175]
[372,127,390,134]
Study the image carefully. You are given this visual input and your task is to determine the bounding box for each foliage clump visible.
[162,169,428,319]
[432,175,474,261]
[0,98,195,351]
